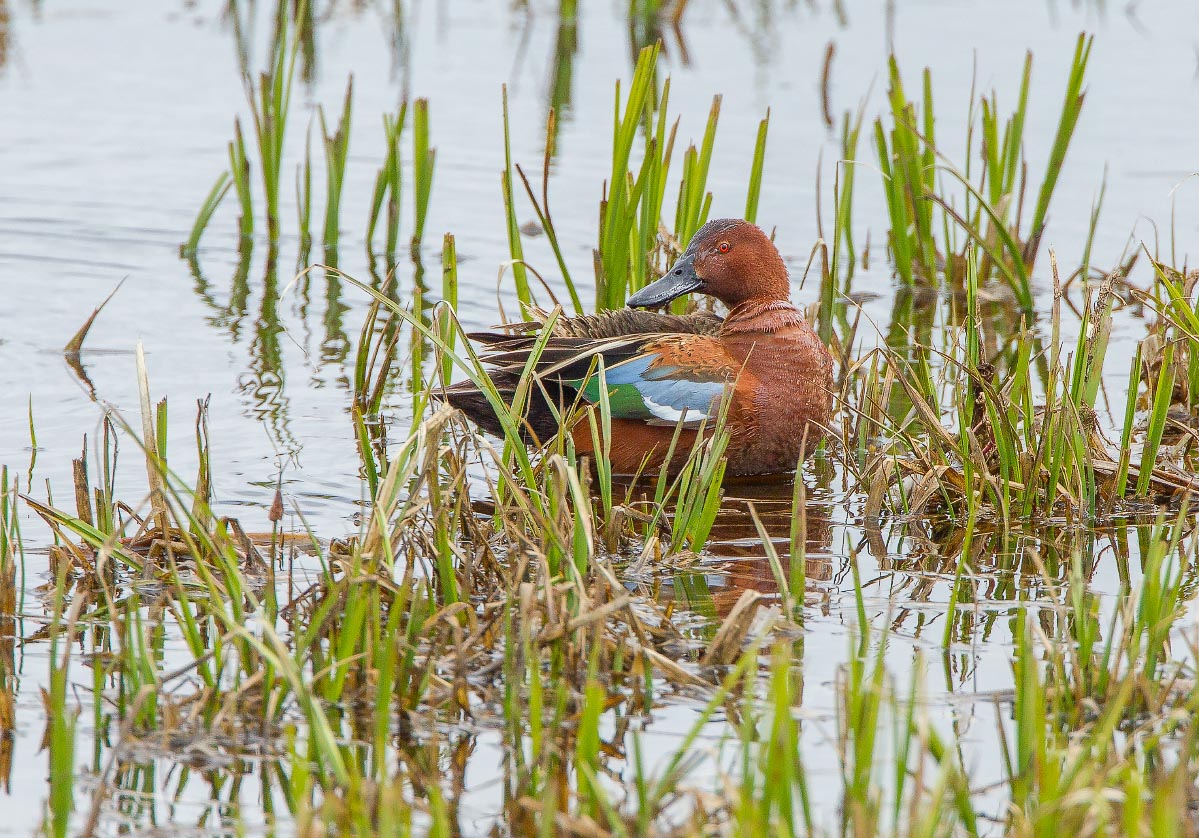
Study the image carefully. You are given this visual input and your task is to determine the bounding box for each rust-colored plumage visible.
[444,219,835,476]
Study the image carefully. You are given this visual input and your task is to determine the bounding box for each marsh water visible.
[3,0,1199,834]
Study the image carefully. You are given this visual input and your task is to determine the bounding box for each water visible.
[2,0,1199,834]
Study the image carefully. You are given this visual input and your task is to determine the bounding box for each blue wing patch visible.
[579,356,728,427]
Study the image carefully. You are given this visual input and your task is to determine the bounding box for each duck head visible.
[627,219,790,309]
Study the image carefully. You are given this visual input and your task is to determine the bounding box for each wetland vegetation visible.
[4,1,1199,836]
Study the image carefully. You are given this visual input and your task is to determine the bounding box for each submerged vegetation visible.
[8,1,1199,837]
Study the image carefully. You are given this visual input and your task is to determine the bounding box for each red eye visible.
[718,242,730,253]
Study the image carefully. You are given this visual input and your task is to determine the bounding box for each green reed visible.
[744,109,769,224]
[44,567,76,838]
[873,34,1093,313]
[667,404,731,552]
[246,3,301,243]
[0,465,18,596]
[1137,341,1174,498]
[738,642,812,835]
[297,122,314,258]
[411,98,435,253]
[440,233,458,384]
[874,59,937,288]
[831,104,870,302]
[367,103,408,259]
[595,43,660,310]
[500,85,532,313]
[184,2,304,252]
[1144,253,1199,409]
[673,94,720,248]
[515,110,584,314]
[229,119,254,244]
[528,42,767,311]
[320,78,353,254]
[1030,35,1093,244]
[181,171,232,256]
[588,381,619,552]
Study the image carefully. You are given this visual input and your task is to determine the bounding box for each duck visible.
[444,218,834,476]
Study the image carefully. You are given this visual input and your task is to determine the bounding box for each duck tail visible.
[441,371,576,446]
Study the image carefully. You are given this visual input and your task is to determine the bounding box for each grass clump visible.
[873,34,1093,312]
[16,346,757,834]
[507,42,770,314]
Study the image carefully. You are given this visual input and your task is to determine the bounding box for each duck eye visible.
[717,242,730,254]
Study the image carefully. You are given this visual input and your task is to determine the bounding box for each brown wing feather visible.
[447,307,726,443]
[472,307,722,341]
[540,308,723,339]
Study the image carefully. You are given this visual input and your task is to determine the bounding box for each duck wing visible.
[445,323,737,443]
[571,335,736,429]
[484,307,723,341]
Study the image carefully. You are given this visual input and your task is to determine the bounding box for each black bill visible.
[626,253,702,308]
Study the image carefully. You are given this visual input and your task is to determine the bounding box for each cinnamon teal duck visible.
[444,218,834,476]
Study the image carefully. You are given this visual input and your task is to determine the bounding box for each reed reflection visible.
[0,527,13,794]
[0,1,11,74]
[187,246,300,455]
[547,0,579,144]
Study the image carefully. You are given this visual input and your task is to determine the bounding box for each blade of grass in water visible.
[596,42,660,310]
[673,95,721,250]
[831,103,866,282]
[872,40,1089,306]
[367,105,408,259]
[514,109,585,314]
[320,77,353,255]
[1028,34,1093,244]
[45,569,78,838]
[440,233,458,384]
[245,2,301,243]
[411,98,435,254]
[500,85,532,315]
[743,109,769,224]
[1136,340,1174,498]
[181,172,232,256]
[229,121,253,245]
[1113,344,1141,500]
[297,121,313,260]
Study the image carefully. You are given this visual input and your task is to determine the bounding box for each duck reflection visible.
[653,477,837,619]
